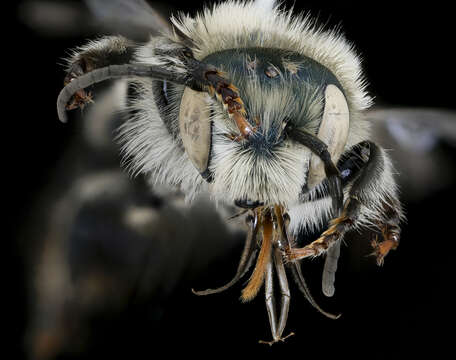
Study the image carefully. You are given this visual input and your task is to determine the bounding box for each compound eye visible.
[307,84,350,189]
[179,87,212,178]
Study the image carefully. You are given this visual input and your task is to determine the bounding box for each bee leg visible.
[281,213,340,318]
[259,246,294,345]
[286,141,403,265]
[64,36,136,110]
[286,196,361,260]
[61,36,204,115]
[369,202,401,266]
[350,142,402,266]
[64,61,93,111]
[192,213,258,295]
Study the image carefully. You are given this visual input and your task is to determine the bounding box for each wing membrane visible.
[86,0,172,36]
[368,107,456,199]
[20,0,172,39]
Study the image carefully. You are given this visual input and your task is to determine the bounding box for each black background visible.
[7,1,455,359]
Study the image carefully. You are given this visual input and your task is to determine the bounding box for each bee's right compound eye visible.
[178,87,212,180]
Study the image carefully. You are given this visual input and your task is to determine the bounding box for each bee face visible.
[193,48,347,206]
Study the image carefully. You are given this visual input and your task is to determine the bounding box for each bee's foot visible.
[64,59,94,110]
[258,332,295,345]
[370,234,399,266]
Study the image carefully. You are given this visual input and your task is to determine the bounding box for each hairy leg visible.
[64,36,137,109]
[286,141,403,265]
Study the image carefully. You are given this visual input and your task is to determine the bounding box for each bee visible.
[56,0,405,344]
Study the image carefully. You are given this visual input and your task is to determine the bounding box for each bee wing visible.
[20,0,171,40]
[368,107,456,149]
[85,0,172,37]
[367,107,456,200]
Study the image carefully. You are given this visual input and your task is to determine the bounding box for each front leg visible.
[63,36,197,112]
[286,195,362,259]
[286,141,403,265]
[64,36,137,110]
[370,202,401,266]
